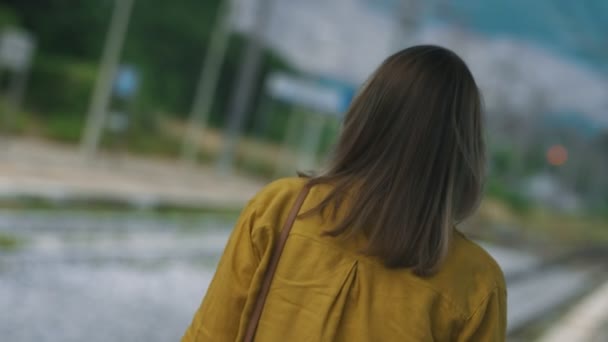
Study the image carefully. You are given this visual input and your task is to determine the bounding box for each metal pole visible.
[0,29,35,133]
[298,112,326,171]
[274,106,302,177]
[80,0,135,159]
[252,94,273,138]
[216,0,276,173]
[181,0,233,163]
[4,68,29,132]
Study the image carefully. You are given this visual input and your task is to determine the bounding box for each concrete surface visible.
[0,138,264,208]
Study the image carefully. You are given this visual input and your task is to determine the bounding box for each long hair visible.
[304,45,485,276]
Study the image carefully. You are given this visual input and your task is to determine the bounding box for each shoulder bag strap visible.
[243,183,311,342]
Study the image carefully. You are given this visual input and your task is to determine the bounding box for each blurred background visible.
[0,0,606,341]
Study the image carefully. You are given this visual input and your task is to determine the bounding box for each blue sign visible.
[266,72,358,115]
[114,65,139,99]
[339,87,356,113]
[316,76,357,113]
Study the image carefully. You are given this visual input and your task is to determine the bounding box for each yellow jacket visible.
[183,178,506,341]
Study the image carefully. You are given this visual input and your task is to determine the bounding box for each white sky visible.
[232,0,608,127]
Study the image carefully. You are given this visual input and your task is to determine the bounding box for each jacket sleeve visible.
[457,285,507,342]
[182,200,260,342]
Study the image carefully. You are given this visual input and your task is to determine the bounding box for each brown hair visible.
[304,45,485,276]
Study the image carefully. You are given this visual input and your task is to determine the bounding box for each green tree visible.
[0,0,292,136]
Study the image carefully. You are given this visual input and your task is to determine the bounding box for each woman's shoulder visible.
[426,230,506,318]
[250,177,308,207]
[244,177,309,225]
[451,230,505,284]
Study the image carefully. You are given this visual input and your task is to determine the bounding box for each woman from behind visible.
[183,45,506,341]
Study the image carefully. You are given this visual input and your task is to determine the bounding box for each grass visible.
[525,209,608,244]
[0,232,23,251]
[120,129,182,157]
[0,196,243,217]
[160,118,312,180]
[466,195,608,249]
[45,115,84,143]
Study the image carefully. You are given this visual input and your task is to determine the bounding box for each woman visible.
[183,45,506,341]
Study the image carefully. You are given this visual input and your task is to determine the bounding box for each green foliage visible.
[253,99,295,143]
[486,177,532,214]
[122,0,222,115]
[589,196,608,219]
[3,0,293,148]
[0,232,22,251]
[238,157,276,179]
[120,0,292,126]
[27,56,97,117]
[0,3,19,27]
[490,148,515,177]
[44,113,84,142]
[122,129,182,157]
[25,56,95,142]
[0,99,29,133]
[1,0,111,59]
[521,147,546,176]
[318,118,341,155]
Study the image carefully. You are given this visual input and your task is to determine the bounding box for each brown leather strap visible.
[243,184,311,342]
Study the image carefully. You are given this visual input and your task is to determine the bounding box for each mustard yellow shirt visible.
[183,178,507,341]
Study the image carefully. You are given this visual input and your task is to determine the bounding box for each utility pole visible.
[216,0,276,173]
[0,28,35,132]
[181,0,233,164]
[80,0,135,159]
